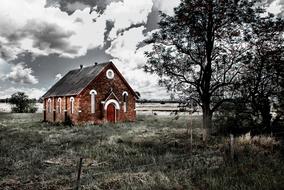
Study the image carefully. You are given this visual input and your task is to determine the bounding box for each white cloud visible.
[104,0,153,40]
[106,26,170,99]
[0,87,46,99]
[6,63,38,84]
[153,0,180,16]
[267,0,283,15]
[0,0,105,60]
[0,0,156,61]
[106,26,148,68]
[55,73,62,81]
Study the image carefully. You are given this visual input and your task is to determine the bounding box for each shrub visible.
[214,99,254,135]
[9,92,38,113]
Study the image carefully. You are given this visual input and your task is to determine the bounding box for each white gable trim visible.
[105,89,119,102]
[104,99,120,110]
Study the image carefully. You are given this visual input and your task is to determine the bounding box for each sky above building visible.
[0,0,283,99]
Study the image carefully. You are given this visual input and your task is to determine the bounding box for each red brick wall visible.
[44,96,80,124]
[78,64,136,124]
[45,97,54,122]
[44,64,136,125]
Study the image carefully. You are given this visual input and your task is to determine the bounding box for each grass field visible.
[0,113,283,190]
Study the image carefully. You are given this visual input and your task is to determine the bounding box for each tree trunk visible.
[260,108,271,130]
[259,97,272,130]
[202,102,213,141]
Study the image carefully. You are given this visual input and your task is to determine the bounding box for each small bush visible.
[9,92,38,113]
[214,99,254,135]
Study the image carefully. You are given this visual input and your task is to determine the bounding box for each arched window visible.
[70,97,74,114]
[47,98,52,113]
[89,90,97,113]
[122,91,128,112]
[57,98,62,113]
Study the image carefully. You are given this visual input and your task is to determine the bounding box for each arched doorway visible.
[107,103,116,122]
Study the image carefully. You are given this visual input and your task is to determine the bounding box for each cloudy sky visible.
[0,0,283,99]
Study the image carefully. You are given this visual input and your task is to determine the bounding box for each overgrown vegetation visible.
[0,113,283,189]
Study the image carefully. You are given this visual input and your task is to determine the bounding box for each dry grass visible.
[0,113,283,189]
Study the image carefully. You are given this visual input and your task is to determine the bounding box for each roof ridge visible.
[69,62,111,72]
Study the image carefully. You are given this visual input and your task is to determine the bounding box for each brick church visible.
[42,62,138,125]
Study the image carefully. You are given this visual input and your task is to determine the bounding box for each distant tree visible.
[145,0,261,134]
[240,14,284,129]
[9,92,38,113]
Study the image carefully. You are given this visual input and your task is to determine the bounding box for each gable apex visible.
[106,62,139,99]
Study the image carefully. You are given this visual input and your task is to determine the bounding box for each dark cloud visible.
[24,20,80,53]
[0,45,15,61]
[11,47,112,88]
[116,23,145,37]
[45,0,123,15]
[104,20,115,48]
[0,20,81,61]
[144,6,160,33]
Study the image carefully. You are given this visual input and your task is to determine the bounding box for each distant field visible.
[0,102,201,116]
[136,102,202,116]
[0,113,283,190]
[0,103,43,113]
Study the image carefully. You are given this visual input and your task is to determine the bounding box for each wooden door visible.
[107,104,116,123]
[53,110,56,122]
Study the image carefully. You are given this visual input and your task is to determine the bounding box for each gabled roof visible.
[43,62,109,98]
[43,62,138,99]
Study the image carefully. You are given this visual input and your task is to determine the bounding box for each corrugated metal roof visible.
[43,62,110,98]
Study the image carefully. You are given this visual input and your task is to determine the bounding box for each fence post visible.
[190,109,193,152]
[190,127,193,152]
[202,129,207,143]
[230,134,234,160]
[75,157,83,190]
[188,111,193,154]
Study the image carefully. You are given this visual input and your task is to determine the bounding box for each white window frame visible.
[89,90,97,113]
[57,98,62,113]
[122,91,128,112]
[70,97,75,114]
[106,69,114,79]
[47,98,52,113]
